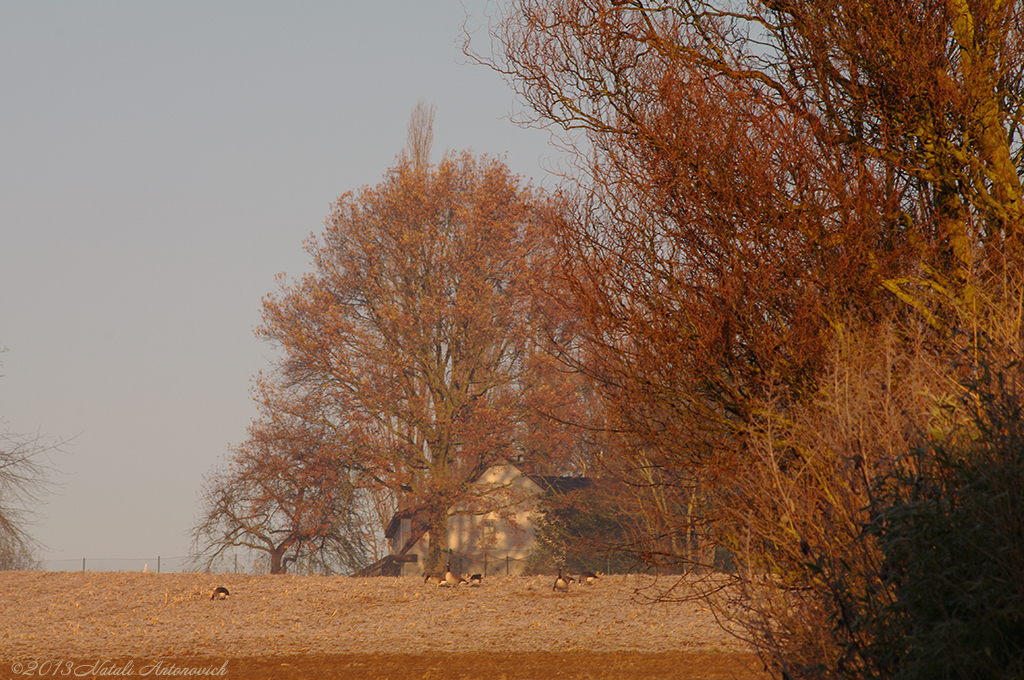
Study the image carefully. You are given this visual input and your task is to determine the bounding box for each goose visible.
[468,573,483,587]
[553,569,571,592]
[444,563,465,587]
[210,586,230,600]
[424,573,444,586]
[579,571,599,585]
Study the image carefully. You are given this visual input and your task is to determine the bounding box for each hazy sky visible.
[0,1,562,570]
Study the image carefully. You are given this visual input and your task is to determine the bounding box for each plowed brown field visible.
[0,571,766,679]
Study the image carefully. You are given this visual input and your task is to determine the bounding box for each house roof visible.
[384,504,422,539]
[384,461,592,539]
[528,474,593,494]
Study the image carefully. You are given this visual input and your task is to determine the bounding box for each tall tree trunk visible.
[425,501,449,574]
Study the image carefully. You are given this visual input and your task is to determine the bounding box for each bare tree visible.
[190,405,375,575]
[1,351,62,570]
[401,100,435,172]
[0,427,56,570]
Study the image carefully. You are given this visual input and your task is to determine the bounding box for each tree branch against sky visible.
[470,0,1024,470]
[0,425,60,570]
[1,350,63,570]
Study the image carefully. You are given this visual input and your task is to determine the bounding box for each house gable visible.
[383,460,588,576]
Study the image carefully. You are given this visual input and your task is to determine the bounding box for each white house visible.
[382,460,590,577]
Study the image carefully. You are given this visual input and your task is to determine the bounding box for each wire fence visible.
[448,550,532,577]
[36,550,643,576]
[42,555,253,574]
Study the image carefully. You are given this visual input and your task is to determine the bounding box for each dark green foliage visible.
[867,366,1024,680]
[530,477,637,574]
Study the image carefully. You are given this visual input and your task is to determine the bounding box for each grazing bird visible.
[444,563,465,587]
[553,569,571,592]
[211,586,230,600]
[579,571,599,585]
[468,573,483,587]
[424,573,444,586]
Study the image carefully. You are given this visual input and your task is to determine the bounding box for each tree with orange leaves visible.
[193,107,590,576]
[472,0,1024,541]
[485,0,1023,381]
[254,139,580,573]
[477,0,1022,442]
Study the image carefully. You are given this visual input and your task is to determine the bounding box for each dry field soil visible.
[0,571,766,679]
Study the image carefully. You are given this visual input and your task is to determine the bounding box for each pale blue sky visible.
[0,1,561,569]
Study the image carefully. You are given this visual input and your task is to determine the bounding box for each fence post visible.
[157,556,161,574]
[82,558,85,572]
[506,554,509,576]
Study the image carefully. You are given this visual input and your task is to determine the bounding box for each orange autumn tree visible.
[257,150,573,573]
[479,0,1024,443]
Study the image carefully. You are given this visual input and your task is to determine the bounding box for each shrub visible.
[868,364,1024,680]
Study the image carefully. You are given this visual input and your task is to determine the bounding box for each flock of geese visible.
[209,566,601,600]
[424,564,599,591]
[552,568,599,591]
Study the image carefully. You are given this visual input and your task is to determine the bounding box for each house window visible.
[481,520,497,547]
